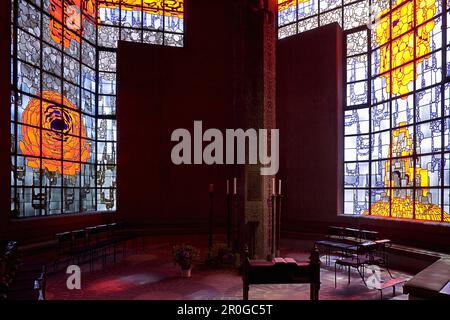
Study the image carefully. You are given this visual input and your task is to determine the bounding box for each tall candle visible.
[278,179,282,195]
[209,183,214,193]
[226,180,229,194]
[233,178,237,194]
[272,178,275,195]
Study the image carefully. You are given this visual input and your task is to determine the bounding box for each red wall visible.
[116,0,243,230]
[277,23,450,252]
[277,23,343,229]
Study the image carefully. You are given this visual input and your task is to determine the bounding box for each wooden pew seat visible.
[403,258,450,300]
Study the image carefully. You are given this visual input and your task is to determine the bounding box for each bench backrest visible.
[328,226,379,242]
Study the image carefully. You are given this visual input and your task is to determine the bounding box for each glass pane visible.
[298,0,318,20]
[347,81,368,106]
[297,16,318,33]
[343,0,369,30]
[347,55,368,82]
[278,1,297,27]
[345,162,369,188]
[371,103,390,132]
[416,86,441,123]
[346,31,368,56]
[415,188,442,222]
[416,120,441,154]
[368,189,390,218]
[344,108,369,135]
[416,154,442,187]
[278,24,296,39]
[392,94,414,128]
[391,126,414,158]
[391,189,413,219]
[372,130,390,160]
[319,8,342,27]
[371,75,389,105]
[344,189,369,215]
[371,160,389,188]
[416,50,442,90]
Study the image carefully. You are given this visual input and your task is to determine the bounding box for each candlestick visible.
[208,182,214,258]
[226,179,229,194]
[233,177,237,194]
[272,178,275,195]
[278,179,282,195]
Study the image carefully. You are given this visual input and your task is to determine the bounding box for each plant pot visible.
[180,268,192,278]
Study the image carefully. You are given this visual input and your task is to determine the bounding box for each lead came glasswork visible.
[10,0,185,217]
[278,0,450,222]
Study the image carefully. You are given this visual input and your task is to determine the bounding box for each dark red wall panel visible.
[277,23,343,227]
[116,0,236,230]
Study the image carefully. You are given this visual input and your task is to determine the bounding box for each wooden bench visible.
[403,258,450,300]
[53,222,140,272]
[315,226,380,266]
[243,248,321,300]
[372,278,407,300]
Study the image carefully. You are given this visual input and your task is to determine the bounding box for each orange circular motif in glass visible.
[19,91,90,176]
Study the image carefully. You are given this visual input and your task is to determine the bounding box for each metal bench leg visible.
[357,267,367,286]
[89,250,93,272]
[387,266,394,278]
[102,248,106,267]
[328,247,331,266]
[53,259,59,273]
[335,263,337,288]
[348,266,351,284]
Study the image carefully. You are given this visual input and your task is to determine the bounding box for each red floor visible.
[44,235,412,300]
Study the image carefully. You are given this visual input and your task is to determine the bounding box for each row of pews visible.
[315,226,401,297]
[54,222,141,272]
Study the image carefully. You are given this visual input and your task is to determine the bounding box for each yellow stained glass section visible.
[375,0,437,97]
[363,124,450,222]
[98,0,184,18]
[278,0,313,11]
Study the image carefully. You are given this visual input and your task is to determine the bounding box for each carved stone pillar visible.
[231,0,276,259]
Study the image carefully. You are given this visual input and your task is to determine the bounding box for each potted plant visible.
[172,244,199,277]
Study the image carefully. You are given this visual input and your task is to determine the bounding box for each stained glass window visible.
[278,0,450,223]
[10,0,184,217]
